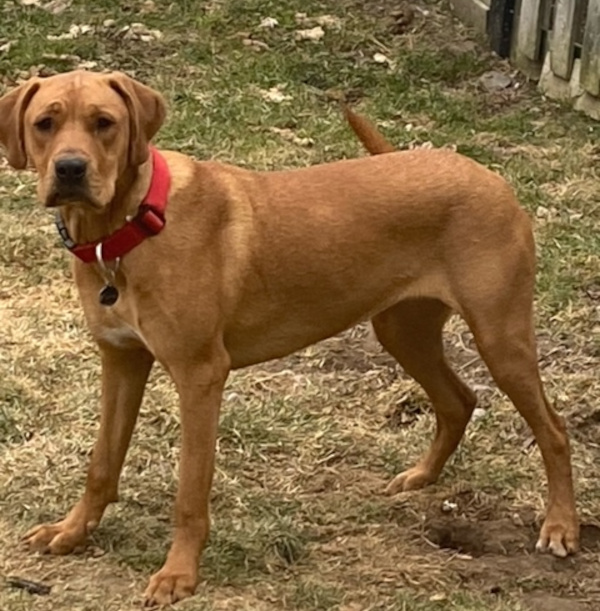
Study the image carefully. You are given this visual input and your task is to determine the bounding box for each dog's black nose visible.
[55,157,87,184]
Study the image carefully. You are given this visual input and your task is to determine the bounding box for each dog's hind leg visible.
[457,268,579,557]
[372,298,477,493]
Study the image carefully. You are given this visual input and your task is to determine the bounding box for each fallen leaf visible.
[42,0,71,14]
[429,593,448,602]
[536,205,550,218]
[77,60,98,69]
[441,500,458,513]
[471,407,487,421]
[315,14,341,29]
[259,17,278,29]
[270,127,314,147]
[373,52,390,64]
[242,38,269,51]
[47,23,94,40]
[140,0,156,13]
[42,53,97,70]
[42,52,81,62]
[373,52,396,69]
[21,0,71,11]
[295,26,324,42]
[295,13,341,30]
[259,86,292,104]
[120,23,163,42]
[294,12,310,25]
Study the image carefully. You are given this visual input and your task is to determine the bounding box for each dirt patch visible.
[523,594,592,611]
[425,516,534,557]
[413,488,600,606]
[580,523,600,552]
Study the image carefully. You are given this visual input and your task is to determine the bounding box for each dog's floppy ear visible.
[0,79,41,169]
[108,72,166,166]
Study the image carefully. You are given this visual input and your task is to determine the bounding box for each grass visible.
[1,0,600,610]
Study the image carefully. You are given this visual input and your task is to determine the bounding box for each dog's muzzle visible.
[55,156,87,186]
[47,156,93,207]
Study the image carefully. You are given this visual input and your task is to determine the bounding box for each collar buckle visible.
[133,204,165,236]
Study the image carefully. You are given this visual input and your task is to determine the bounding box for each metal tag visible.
[99,284,119,307]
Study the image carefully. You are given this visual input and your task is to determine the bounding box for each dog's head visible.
[0,70,166,210]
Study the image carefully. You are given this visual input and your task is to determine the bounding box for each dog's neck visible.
[59,157,153,246]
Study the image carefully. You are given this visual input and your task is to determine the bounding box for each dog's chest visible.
[99,319,149,349]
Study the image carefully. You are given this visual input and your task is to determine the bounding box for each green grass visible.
[1,0,600,610]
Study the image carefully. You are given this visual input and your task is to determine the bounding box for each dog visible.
[0,71,579,606]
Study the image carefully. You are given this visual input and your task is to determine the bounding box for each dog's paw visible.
[143,566,197,607]
[23,520,89,555]
[385,465,437,495]
[535,513,579,558]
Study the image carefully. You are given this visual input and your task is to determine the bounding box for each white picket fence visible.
[513,0,600,118]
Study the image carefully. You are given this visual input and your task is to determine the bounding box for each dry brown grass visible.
[1,1,600,610]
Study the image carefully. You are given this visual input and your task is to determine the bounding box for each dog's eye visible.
[34,117,53,132]
[96,117,114,131]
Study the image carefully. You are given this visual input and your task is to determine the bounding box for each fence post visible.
[551,0,585,80]
[516,0,544,60]
[580,0,600,96]
[488,0,517,57]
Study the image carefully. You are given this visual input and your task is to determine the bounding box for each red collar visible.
[55,147,171,263]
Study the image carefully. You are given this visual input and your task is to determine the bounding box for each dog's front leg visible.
[143,349,230,607]
[24,344,154,554]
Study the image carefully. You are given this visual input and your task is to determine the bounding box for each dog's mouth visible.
[45,185,102,210]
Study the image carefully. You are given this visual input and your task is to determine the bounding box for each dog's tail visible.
[342,105,396,155]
